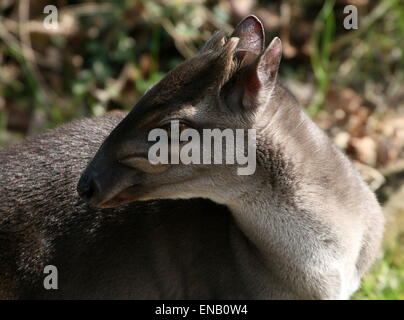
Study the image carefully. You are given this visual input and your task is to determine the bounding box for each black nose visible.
[77,172,96,202]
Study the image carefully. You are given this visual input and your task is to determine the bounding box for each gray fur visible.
[0,16,384,299]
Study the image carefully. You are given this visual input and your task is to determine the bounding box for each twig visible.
[380,160,404,178]
[203,8,233,35]
[160,17,196,58]
[18,0,51,134]
[0,18,47,65]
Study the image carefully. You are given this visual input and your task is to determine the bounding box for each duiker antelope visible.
[0,16,383,299]
[78,16,384,299]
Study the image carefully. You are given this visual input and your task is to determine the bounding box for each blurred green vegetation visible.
[0,0,403,299]
[354,247,404,300]
[308,0,336,116]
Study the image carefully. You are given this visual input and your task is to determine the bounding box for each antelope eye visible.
[161,122,190,138]
[178,123,189,133]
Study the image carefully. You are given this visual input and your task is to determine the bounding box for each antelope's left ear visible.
[221,37,282,111]
[256,37,282,89]
[242,37,282,108]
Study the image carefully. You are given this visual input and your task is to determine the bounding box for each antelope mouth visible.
[98,184,142,208]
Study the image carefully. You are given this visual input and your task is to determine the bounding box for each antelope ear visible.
[221,37,282,111]
[243,37,282,108]
[231,15,264,55]
[256,37,282,88]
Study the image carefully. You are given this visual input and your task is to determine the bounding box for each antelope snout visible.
[77,170,100,204]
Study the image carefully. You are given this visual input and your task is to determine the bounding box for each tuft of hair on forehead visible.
[143,28,264,107]
[200,34,263,91]
[147,36,242,104]
[187,35,242,87]
[143,16,267,105]
[215,36,242,88]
